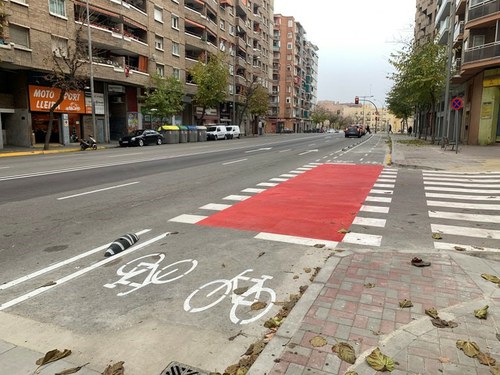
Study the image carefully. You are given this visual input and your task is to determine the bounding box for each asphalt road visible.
[0,132,391,374]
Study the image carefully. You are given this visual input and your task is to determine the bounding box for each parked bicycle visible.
[183,269,276,325]
[104,253,197,296]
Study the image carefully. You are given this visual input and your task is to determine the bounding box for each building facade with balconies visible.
[269,14,318,133]
[0,0,273,148]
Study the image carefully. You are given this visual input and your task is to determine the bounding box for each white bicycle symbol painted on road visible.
[183,269,276,324]
[104,253,197,296]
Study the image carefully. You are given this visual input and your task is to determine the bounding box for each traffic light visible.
[355,96,359,105]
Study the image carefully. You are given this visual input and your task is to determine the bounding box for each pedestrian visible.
[408,126,412,136]
[366,125,371,134]
[388,124,392,134]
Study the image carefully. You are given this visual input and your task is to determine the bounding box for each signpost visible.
[451,97,463,154]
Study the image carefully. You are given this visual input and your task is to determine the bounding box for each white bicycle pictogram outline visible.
[104,253,198,296]
[183,269,276,324]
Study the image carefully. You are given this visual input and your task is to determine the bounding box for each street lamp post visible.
[443,0,456,141]
[85,0,97,139]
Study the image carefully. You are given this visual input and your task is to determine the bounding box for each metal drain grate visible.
[160,361,210,375]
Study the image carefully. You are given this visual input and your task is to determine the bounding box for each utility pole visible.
[85,0,97,139]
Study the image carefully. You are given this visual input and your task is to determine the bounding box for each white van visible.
[206,125,227,140]
[225,125,241,139]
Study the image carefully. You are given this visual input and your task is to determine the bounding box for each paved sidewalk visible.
[0,142,118,157]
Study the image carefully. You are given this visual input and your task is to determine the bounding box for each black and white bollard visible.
[104,233,139,257]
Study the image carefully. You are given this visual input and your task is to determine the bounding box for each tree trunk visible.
[195,106,206,126]
[44,90,66,150]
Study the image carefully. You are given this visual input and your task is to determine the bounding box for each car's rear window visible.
[207,127,216,131]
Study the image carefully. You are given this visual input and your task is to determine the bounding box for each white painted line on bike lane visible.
[0,229,152,291]
[57,181,140,200]
[0,231,169,311]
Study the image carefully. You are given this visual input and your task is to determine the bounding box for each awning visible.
[123,16,146,30]
[75,1,119,19]
[185,18,205,29]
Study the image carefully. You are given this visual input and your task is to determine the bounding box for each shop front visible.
[29,85,86,144]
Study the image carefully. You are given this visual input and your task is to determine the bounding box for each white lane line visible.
[57,182,140,200]
[424,177,500,183]
[366,196,392,203]
[424,181,500,188]
[434,242,500,253]
[427,200,500,210]
[199,203,232,211]
[360,158,364,162]
[257,182,279,187]
[223,195,250,201]
[425,193,500,201]
[242,188,266,193]
[0,230,151,291]
[279,149,292,153]
[280,174,298,178]
[223,158,248,165]
[289,170,306,174]
[370,189,394,195]
[0,232,169,311]
[425,186,500,194]
[255,232,338,248]
[303,165,318,168]
[352,217,386,227]
[245,147,272,153]
[107,153,143,158]
[429,210,500,223]
[0,166,10,169]
[361,205,390,213]
[377,179,396,183]
[431,224,500,240]
[342,232,382,247]
[169,214,207,224]
[269,178,289,182]
[296,167,313,171]
[373,183,395,188]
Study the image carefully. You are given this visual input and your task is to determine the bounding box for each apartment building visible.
[0,0,273,148]
[269,14,318,133]
[416,0,500,145]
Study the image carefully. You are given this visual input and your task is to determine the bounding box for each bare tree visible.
[43,23,88,150]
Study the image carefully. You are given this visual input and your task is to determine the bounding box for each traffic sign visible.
[451,97,463,111]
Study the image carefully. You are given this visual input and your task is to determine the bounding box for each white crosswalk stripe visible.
[424,171,500,252]
[343,168,397,248]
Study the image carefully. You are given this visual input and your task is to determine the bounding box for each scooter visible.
[80,136,97,151]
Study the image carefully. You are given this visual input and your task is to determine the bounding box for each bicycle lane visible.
[197,164,384,243]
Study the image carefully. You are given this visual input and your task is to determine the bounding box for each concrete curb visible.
[0,148,81,158]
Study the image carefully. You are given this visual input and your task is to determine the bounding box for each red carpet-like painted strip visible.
[198,164,384,241]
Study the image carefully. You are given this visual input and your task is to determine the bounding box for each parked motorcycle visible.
[80,136,97,151]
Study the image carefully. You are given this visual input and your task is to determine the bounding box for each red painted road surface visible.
[198,164,384,241]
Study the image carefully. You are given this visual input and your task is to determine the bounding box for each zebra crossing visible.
[423,170,500,252]
[343,168,398,247]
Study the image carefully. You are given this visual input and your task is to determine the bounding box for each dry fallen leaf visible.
[456,340,480,358]
[399,299,413,308]
[481,274,500,284]
[425,307,439,319]
[332,342,357,364]
[364,283,375,288]
[431,318,458,328]
[55,363,89,375]
[102,361,125,375]
[36,349,72,366]
[314,243,325,248]
[432,232,443,240]
[490,365,500,375]
[233,287,249,295]
[344,372,359,375]
[250,301,267,311]
[438,357,451,364]
[303,267,312,273]
[454,246,466,251]
[474,305,489,319]
[366,347,394,371]
[337,228,350,234]
[309,336,328,348]
[477,352,496,366]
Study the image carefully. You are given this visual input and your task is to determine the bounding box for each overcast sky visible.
[273,0,416,106]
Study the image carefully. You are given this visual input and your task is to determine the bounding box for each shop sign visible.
[29,85,86,114]
[483,77,500,88]
[85,92,105,115]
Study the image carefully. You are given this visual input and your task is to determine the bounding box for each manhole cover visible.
[160,361,210,375]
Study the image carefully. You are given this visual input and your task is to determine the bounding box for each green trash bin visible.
[158,125,179,144]
[178,125,188,143]
[197,126,207,142]
[187,126,198,142]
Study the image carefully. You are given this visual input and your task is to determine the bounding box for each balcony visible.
[436,0,451,25]
[453,20,464,46]
[463,41,500,65]
[437,17,449,45]
[468,0,500,24]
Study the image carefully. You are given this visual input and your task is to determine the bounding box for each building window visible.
[172,41,180,56]
[287,32,292,39]
[51,36,68,57]
[229,64,234,75]
[10,24,30,48]
[172,14,179,30]
[172,68,180,80]
[229,24,235,35]
[156,64,165,76]
[220,19,225,30]
[287,43,292,49]
[171,0,179,3]
[154,6,163,23]
[286,97,291,104]
[287,19,293,27]
[49,0,66,17]
[155,35,164,50]
[228,84,234,94]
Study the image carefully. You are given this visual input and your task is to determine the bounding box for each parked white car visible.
[206,125,227,140]
[225,125,241,139]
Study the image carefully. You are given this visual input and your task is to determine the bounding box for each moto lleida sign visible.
[28,85,86,114]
